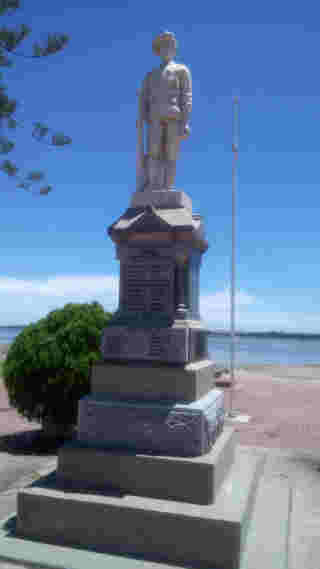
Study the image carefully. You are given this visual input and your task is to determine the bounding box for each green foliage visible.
[0,0,71,195]
[3,302,111,430]
[33,33,69,57]
[1,158,17,176]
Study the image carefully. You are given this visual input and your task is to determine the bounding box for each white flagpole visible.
[229,96,239,417]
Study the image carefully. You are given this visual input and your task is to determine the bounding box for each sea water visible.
[208,335,320,366]
[0,326,25,344]
[1,326,319,366]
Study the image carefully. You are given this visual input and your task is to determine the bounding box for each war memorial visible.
[9,32,264,569]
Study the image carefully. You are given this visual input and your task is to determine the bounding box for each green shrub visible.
[3,302,111,433]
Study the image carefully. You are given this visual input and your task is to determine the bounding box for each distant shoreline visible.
[209,332,320,340]
[1,324,24,327]
[1,326,320,341]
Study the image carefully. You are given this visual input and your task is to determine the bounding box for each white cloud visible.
[0,277,319,333]
[0,275,118,297]
[200,289,257,329]
[200,289,255,313]
[200,288,320,333]
[0,275,118,325]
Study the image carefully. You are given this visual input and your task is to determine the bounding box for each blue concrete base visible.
[78,388,224,457]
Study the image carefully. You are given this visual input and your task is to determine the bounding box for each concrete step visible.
[57,426,235,505]
[91,359,216,403]
[12,446,263,569]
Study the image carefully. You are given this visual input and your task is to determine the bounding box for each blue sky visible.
[1,0,320,331]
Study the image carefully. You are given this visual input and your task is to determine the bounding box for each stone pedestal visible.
[15,190,260,569]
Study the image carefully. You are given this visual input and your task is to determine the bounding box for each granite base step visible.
[78,388,224,457]
[57,426,235,505]
[16,446,264,569]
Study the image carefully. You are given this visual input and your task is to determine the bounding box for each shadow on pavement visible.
[0,429,71,456]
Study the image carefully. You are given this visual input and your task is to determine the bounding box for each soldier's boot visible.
[164,160,176,190]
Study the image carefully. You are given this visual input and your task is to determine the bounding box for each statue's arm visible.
[179,66,192,135]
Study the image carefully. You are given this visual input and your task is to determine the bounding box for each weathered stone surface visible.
[130,190,192,211]
[57,427,235,505]
[91,358,216,402]
[77,388,224,457]
[16,447,264,569]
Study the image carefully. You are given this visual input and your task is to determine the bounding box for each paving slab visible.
[241,446,320,569]
[287,452,320,569]
[240,457,290,568]
[0,454,57,533]
[0,455,56,495]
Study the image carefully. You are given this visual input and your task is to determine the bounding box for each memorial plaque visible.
[101,326,192,363]
[125,257,174,314]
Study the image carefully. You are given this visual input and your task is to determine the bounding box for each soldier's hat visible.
[152,31,177,55]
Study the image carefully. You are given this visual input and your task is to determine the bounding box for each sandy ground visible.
[1,342,320,450]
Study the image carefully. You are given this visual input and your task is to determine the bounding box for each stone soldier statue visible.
[137,31,192,191]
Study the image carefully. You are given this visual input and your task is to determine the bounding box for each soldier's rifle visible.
[136,89,145,191]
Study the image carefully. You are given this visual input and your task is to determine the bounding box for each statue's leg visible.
[164,121,180,189]
[147,120,162,190]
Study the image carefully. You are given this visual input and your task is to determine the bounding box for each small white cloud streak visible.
[0,275,118,297]
[0,277,319,332]
[200,288,320,332]
[200,289,257,330]
[0,275,118,325]
[200,289,255,313]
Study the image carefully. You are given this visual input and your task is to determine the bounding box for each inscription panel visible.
[101,326,209,364]
[124,258,174,314]
[101,326,188,363]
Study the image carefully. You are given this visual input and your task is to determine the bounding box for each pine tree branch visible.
[0,1,70,195]
[0,32,69,59]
